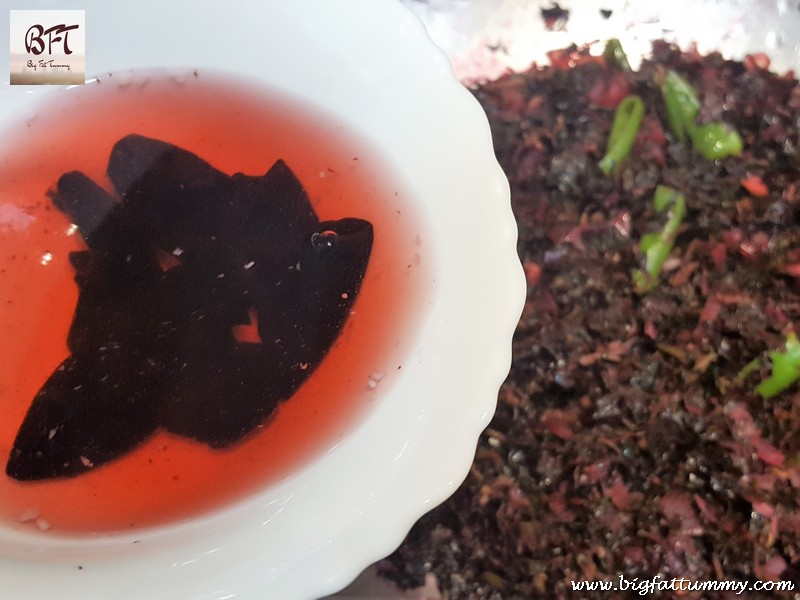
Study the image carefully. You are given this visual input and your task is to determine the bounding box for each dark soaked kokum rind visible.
[6,134,373,481]
[379,42,800,596]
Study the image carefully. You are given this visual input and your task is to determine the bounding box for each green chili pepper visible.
[661,70,700,142]
[735,357,762,385]
[756,332,800,398]
[599,95,645,176]
[603,38,631,71]
[661,69,744,159]
[652,184,686,237]
[687,122,744,160]
[632,185,686,293]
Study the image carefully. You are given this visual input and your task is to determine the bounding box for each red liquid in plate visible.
[0,71,426,533]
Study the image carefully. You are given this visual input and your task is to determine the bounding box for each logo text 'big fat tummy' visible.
[10,10,85,85]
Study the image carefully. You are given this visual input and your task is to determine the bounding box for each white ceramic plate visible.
[0,1,524,599]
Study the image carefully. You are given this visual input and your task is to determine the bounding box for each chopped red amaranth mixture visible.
[379,41,800,599]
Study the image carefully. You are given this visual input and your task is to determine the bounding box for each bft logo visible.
[10,10,86,85]
[25,23,80,56]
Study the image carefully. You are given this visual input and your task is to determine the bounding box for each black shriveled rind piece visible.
[161,217,373,446]
[6,134,373,480]
[6,357,161,481]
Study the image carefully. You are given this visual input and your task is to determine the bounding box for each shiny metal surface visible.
[402,0,800,82]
